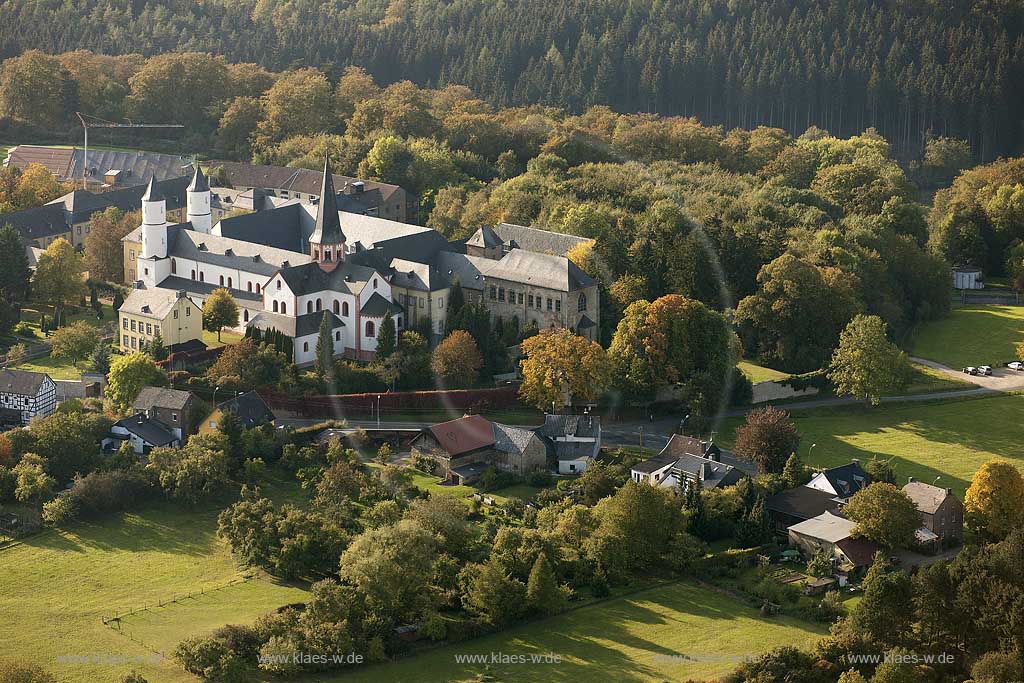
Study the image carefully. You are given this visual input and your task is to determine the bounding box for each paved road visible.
[910,356,1024,392]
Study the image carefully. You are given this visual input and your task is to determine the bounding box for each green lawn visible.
[893,362,975,396]
[203,328,243,349]
[737,360,790,384]
[722,393,1024,496]
[910,304,1024,368]
[325,581,826,683]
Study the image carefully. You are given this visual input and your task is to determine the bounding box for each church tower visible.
[186,166,212,234]
[140,177,168,260]
[308,154,346,272]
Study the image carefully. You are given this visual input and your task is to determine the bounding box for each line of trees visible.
[0,0,1019,158]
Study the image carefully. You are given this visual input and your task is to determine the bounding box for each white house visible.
[0,369,57,425]
[804,461,871,502]
[537,414,601,474]
[103,414,179,455]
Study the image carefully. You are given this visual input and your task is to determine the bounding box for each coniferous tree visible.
[376,311,397,359]
[315,311,334,380]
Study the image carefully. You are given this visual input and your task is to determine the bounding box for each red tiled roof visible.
[836,537,883,567]
[428,415,495,456]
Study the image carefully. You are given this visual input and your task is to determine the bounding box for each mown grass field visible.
[910,304,1024,369]
[722,393,1024,496]
[325,581,826,683]
[737,360,790,384]
[895,362,975,395]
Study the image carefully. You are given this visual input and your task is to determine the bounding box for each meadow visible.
[910,304,1024,369]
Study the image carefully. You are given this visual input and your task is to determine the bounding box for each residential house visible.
[0,369,57,425]
[765,486,844,532]
[536,414,601,474]
[411,415,547,484]
[132,387,198,442]
[103,414,179,455]
[902,478,964,543]
[200,391,275,434]
[630,435,742,490]
[787,511,882,582]
[805,460,872,502]
[118,286,203,353]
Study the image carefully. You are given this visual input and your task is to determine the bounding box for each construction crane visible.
[75,113,185,190]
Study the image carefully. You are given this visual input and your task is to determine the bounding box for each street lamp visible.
[376,395,381,428]
[678,413,690,435]
[212,385,221,407]
[933,476,941,486]
[808,443,817,459]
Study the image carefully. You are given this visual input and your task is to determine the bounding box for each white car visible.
[978,365,993,376]
[1009,361,1024,371]
[963,366,977,375]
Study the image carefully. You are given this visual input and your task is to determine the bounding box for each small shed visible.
[804,577,836,595]
[952,266,983,290]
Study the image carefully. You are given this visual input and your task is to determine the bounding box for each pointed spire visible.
[309,153,345,246]
[188,165,208,192]
[141,176,163,202]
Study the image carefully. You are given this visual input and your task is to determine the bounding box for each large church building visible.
[122,156,599,365]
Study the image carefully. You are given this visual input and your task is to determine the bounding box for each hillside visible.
[0,0,1021,157]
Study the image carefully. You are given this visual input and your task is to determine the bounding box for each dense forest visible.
[0,0,1021,158]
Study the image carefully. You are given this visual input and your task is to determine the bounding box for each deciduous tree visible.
[733,406,801,473]
[106,351,167,412]
[202,288,238,342]
[828,315,908,406]
[965,459,1024,540]
[83,207,139,283]
[32,238,86,325]
[49,321,99,366]
[845,483,919,549]
[519,328,611,410]
[431,330,482,388]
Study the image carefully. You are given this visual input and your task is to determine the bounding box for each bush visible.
[13,321,34,337]
[41,494,79,525]
[59,470,152,523]
[526,469,552,487]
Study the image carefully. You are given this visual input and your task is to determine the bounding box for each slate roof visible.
[466,225,503,249]
[340,214,447,261]
[481,249,596,292]
[168,228,311,275]
[493,223,593,256]
[188,166,209,192]
[119,286,195,319]
[309,155,346,246]
[903,481,958,515]
[631,451,680,474]
[430,251,491,291]
[660,454,743,490]
[215,203,308,252]
[788,511,856,544]
[361,292,403,317]
[538,414,601,439]
[0,369,50,396]
[423,415,495,456]
[492,423,537,455]
[276,260,376,297]
[113,414,176,447]
[208,161,403,204]
[133,386,193,411]
[156,276,263,303]
[216,391,275,428]
[389,258,447,292]
[765,487,842,522]
[249,310,343,338]
[817,462,872,498]
[142,176,163,202]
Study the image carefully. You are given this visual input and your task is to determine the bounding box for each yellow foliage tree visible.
[519,328,611,410]
[965,459,1024,539]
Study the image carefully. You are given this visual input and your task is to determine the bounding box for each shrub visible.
[41,494,79,526]
[13,321,34,337]
[526,469,552,487]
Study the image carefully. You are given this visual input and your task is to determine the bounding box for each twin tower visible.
[140,166,211,260]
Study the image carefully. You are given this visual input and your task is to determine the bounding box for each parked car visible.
[963,366,977,375]
[978,365,993,375]
[1009,361,1024,371]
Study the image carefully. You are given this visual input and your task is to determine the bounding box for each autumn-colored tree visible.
[828,314,908,406]
[431,330,483,388]
[31,238,86,325]
[733,406,801,473]
[965,459,1024,540]
[257,67,335,143]
[0,50,68,128]
[844,483,920,549]
[519,328,611,410]
[14,163,65,209]
[202,288,239,342]
[83,207,140,282]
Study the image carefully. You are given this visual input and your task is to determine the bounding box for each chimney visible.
[851,458,860,465]
[946,488,953,496]
[908,476,916,484]
[134,280,144,289]
[176,290,187,299]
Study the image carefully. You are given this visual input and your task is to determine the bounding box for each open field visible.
[721,393,1024,496]
[11,354,86,380]
[910,304,1024,369]
[895,362,975,395]
[202,328,243,348]
[324,581,826,683]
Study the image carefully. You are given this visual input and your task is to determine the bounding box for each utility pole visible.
[76,113,185,190]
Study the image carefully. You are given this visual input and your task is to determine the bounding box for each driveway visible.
[911,356,1024,391]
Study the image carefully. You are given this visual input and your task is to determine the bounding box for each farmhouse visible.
[536,414,602,474]
[903,478,964,542]
[0,369,57,426]
[805,460,872,502]
[630,435,741,490]
[132,386,198,442]
[411,415,547,484]
[787,511,882,578]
